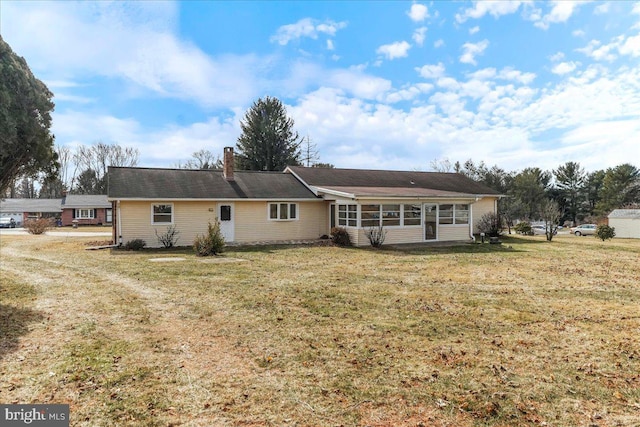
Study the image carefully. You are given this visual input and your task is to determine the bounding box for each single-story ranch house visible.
[60,194,112,226]
[107,147,502,247]
[0,195,111,226]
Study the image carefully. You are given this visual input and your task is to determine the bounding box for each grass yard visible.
[1,234,639,426]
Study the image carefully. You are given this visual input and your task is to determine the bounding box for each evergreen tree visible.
[236,96,302,171]
[553,161,586,225]
[0,36,57,193]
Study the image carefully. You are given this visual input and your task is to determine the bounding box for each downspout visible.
[469,197,479,242]
[117,200,123,247]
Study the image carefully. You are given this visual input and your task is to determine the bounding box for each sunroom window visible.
[439,204,469,225]
[338,204,357,226]
[152,204,173,224]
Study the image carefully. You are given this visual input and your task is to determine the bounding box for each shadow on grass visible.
[0,303,44,360]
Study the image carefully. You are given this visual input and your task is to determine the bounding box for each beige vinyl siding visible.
[234,201,326,242]
[352,227,423,246]
[437,225,472,241]
[472,197,497,234]
[609,218,640,239]
[118,200,326,247]
[119,201,218,248]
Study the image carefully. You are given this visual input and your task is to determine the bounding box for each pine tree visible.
[236,97,302,171]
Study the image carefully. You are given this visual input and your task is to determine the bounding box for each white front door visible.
[218,203,234,242]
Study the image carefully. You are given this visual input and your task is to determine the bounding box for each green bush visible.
[330,227,351,246]
[24,218,54,235]
[514,221,533,235]
[193,220,225,256]
[124,239,146,251]
[595,224,615,241]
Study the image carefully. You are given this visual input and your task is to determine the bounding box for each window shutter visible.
[73,209,76,219]
[94,209,97,218]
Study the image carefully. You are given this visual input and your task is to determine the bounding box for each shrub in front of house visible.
[24,218,54,235]
[155,225,180,248]
[364,225,386,248]
[477,212,503,237]
[330,227,351,246]
[595,224,615,241]
[193,220,225,256]
[124,239,146,251]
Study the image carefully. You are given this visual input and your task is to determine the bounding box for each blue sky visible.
[2,1,640,172]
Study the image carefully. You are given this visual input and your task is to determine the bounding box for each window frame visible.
[151,203,174,225]
[337,204,357,227]
[268,202,299,221]
[402,204,422,226]
[438,203,470,225]
[75,208,95,219]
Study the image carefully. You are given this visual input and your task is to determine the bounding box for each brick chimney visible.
[223,147,234,181]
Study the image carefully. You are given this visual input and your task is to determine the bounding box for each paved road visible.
[0,228,111,237]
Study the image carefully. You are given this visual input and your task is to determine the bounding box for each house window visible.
[152,204,173,224]
[268,203,298,221]
[360,204,380,227]
[403,204,421,226]
[75,209,95,219]
[439,204,469,225]
[455,204,469,224]
[338,204,357,226]
[382,204,400,226]
[220,205,231,221]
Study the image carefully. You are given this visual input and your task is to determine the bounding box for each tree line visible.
[432,159,640,227]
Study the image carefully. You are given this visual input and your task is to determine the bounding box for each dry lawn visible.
[1,233,639,426]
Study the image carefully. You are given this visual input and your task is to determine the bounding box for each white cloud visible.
[619,34,640,57]
[327,40,335,50]
[469,26,480,35]
[434,39,445,48]
[594,2,610,15]
[270,18,348,45]
[549,51,565,61]
[552,61,579,75]
[416,63,446,79]
[573,29,586,37]
[376,41,411,60]
[460,39,489,65]
[1,2,261,109]
[456,1,522,23]
[412,27,427,46]
[534,1,585,30]
[407,3,429,22]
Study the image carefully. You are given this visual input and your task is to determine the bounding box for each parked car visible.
[531,224,557,235]
[0,218,17,228]
[570,224,597,236]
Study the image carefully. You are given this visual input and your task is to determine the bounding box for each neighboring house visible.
[108,147,502,247]
[0,199,62,226]
[608,209,640,239]
[61,194,112,226]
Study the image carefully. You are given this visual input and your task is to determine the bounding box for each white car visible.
[570,224,597,236]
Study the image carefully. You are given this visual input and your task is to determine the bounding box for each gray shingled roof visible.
[287,166,501,196]
[0,199,62,213]
[63,195,110,208]
[108,167,319,200]
[608,209,640,219]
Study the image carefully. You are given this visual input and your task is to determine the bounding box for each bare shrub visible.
[155,225,180,248]
[364,226,386,248]
[24,218,54,235]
